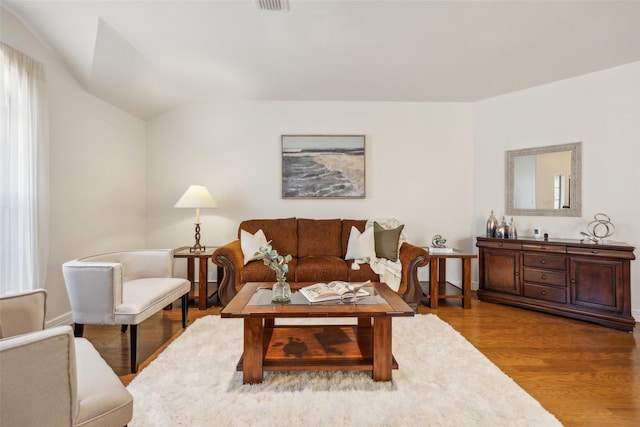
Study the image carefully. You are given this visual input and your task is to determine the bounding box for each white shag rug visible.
[127,315,561,427]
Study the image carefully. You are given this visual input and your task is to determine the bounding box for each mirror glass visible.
[506,142,582,217]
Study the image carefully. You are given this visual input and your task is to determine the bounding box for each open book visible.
[300,281,370,303]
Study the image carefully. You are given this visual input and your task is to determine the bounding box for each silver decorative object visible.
[580,213,615,244]
[486,210,498,237]
[508,217,518,239]
[432,235,447,248]
[495,216,508,239]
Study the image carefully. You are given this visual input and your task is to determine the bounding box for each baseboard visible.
[46,311,73,329]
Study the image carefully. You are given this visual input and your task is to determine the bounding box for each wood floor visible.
[83,292,640,426]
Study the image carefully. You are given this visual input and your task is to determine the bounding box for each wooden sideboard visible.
[476,236,636,331]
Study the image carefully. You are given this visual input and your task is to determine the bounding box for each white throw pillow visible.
[345,226,376,260]
[240,229,268,265]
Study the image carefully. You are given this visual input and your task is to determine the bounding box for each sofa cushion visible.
[374,222,405,261]
[295,256,349,282]
[240,229,268,265]
[341,219,367,257]
[297,218,342,257]
[115,278,191,325]
[238,218,298,258]
[345,226,376,260]
[346,261,380,282]
[240,259,299,285]
[75,338,134,427]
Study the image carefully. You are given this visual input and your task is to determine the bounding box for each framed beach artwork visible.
[281,135,366,198]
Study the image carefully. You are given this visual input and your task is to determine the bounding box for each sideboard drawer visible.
[478,241,521,251]
[523,267,566,286]
[567,247,635,260]
[523,253,566,270]
[523,283,567,303]
[522,243,566,254]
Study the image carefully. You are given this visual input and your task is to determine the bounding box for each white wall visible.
[1,8,147,324]
[146,100,474,281]
[473,61,640,318]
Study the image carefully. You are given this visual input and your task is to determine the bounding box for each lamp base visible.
[190,223,206,253]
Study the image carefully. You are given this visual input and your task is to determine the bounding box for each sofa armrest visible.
[62,261,122,324]
[0,326,77,426]
[212,240,244,305]
[398,242,430,310]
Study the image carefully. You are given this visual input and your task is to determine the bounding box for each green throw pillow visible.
[374,222,404,261]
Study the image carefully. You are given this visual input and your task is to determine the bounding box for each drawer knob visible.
[592,250,598,254]
[541,291,547,295]
[541,260,547,264]
[541,275,547,280]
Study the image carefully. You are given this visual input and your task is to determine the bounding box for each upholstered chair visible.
[62,249,191,373]
[0,289,133,427]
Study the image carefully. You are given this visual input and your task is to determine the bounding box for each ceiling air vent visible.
[256,0,289,12]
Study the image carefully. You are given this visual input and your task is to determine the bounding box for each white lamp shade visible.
[174,185,218,208]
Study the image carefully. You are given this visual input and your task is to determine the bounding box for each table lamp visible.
[174,185,218,252]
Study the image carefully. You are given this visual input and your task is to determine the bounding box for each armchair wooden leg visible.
[130,324,140,373]
[73,323,84,337]
[181,293,189,329]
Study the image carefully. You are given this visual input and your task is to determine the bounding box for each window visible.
[0,42,49,294]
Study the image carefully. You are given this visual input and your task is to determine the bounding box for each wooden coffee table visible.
[221,282,414,384]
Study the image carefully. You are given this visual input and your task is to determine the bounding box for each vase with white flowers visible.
[256,242,292,303]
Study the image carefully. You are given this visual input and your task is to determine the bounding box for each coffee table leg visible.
[243,318,264,384]
[358,317,372,329]
[372,317,392,381]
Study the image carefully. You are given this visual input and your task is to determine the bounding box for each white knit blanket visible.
[362,218,405,291]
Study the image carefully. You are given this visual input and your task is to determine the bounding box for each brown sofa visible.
[212,218,429,309]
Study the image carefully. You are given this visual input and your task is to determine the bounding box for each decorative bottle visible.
[508,217,518,239]
[486,210,498,237]
[495,216,508,239]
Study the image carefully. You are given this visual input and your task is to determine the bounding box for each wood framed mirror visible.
[505,142,582,217]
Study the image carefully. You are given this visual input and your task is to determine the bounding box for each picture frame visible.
[281,135,365,199]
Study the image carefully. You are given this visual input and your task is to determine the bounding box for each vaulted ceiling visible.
[4,0,640,119]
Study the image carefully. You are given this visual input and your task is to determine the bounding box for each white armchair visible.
[62,249,191,373]
[0,289,133,427]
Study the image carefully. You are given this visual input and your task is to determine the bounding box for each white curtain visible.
[0,42,49,294]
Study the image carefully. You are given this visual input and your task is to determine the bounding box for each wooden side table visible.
[425,250,477,309]
[173,247,217,310]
